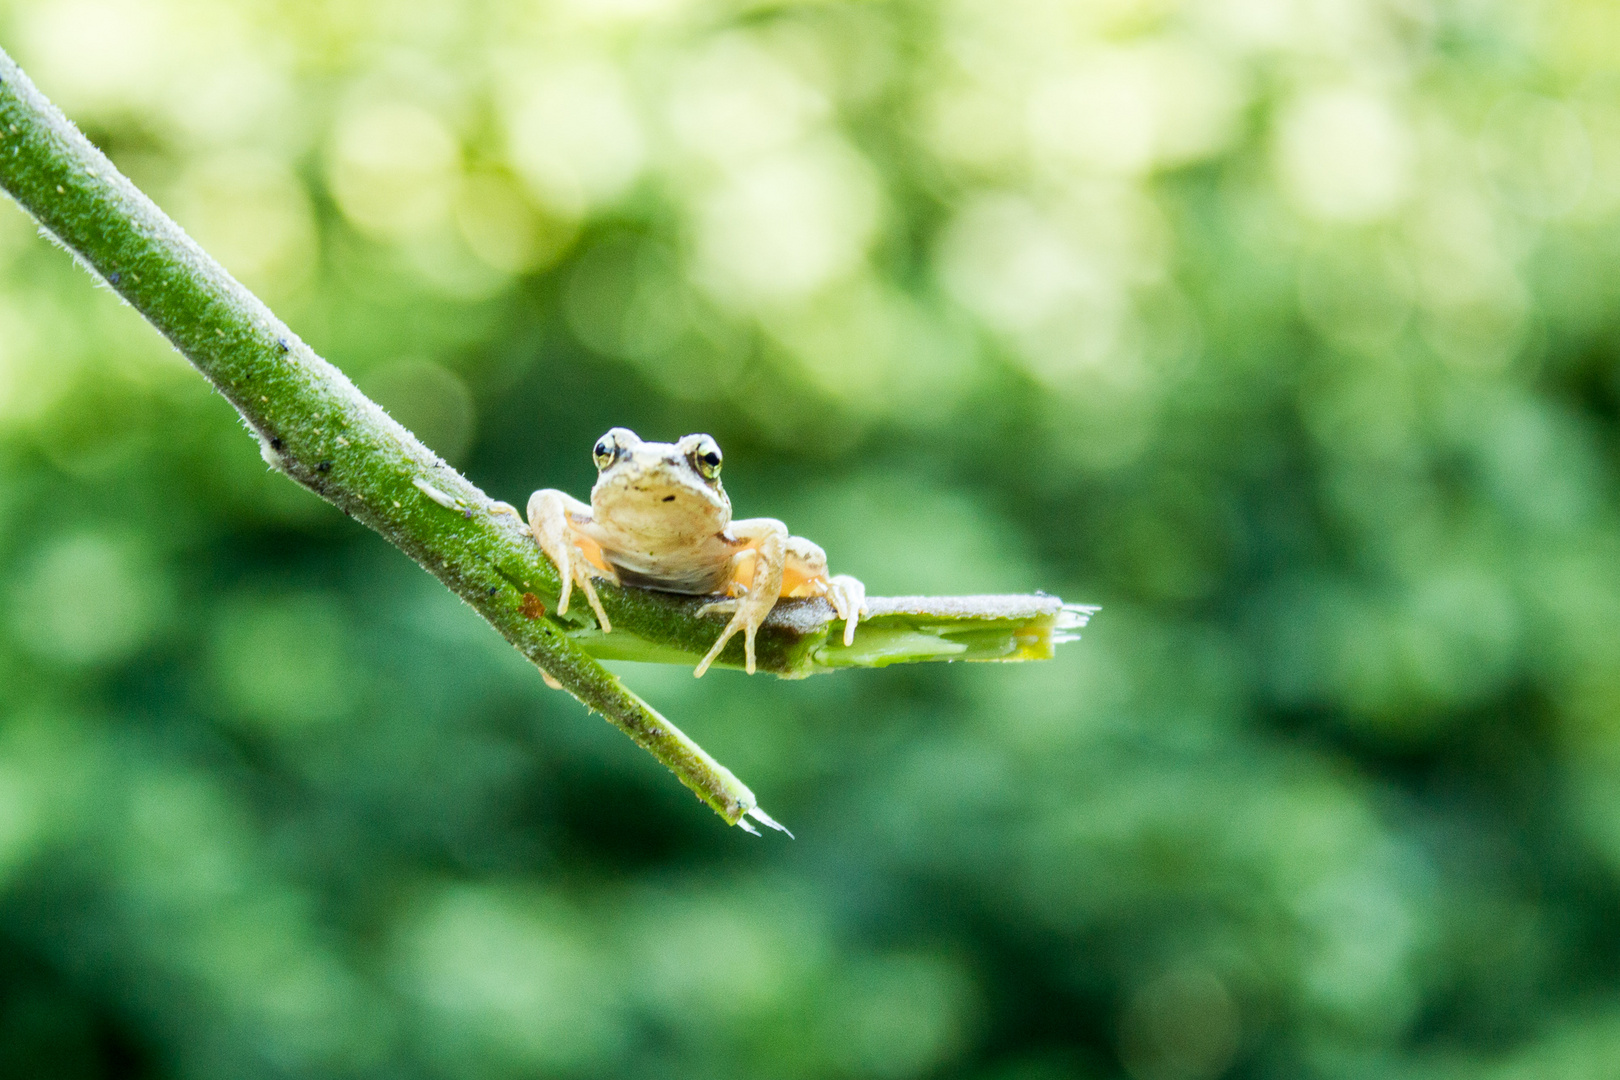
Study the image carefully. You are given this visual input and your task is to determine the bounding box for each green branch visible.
[0,49,1094,831]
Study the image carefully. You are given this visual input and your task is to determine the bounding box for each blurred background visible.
[2,0,1620,1076]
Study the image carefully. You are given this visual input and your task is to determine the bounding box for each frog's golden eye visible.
[690,435,722,481]
[594,427,641,469]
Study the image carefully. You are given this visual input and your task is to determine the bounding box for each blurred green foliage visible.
[4,0,1620,1077]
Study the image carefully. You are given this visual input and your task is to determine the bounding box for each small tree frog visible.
[508,428,866,677]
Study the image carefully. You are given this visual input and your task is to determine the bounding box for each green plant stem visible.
[0,49,1093,831]
[0,50,774,831]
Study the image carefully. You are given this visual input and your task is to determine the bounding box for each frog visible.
[505,428,866,677]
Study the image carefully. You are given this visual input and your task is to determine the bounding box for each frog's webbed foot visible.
[826,574,867,647]
[694,585,777,677]
[526,489,615,632]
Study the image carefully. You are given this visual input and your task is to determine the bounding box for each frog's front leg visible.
[526,489,616,631]
[694,517,789,677]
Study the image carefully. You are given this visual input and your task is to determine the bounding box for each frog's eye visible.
[594,427,640,469]
[689,435,722,481]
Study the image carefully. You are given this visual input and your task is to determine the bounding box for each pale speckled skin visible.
[520,428,866,677]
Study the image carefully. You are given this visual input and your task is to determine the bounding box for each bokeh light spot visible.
[666,33,830,168]
[503,61,646,216]
[8,532,171,666]
[172,151,317,298]
[210,593,359,732]
[394,886,623,1076]
[454,171,577,275]
[17,0,168,115]
[938,193,1143,387]
[327,100,460,240]
[821,953,979,1079]
[1026,42,1243,177]
[692,138,881,307]
[1119,968,1240,1080]
[1480,94,1592,219]
[1276,89,1413,222]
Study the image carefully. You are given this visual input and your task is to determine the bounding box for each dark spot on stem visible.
[276,337,290,353]
[269,437,283,451]
[487,585,499,597]
[107,271,121,285]
[316,460,332,473]
[463,507,473,519]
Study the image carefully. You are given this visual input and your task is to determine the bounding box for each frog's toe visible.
[694,605,764,677]
[827,575,866,647]
[693,622,737,677]
[577,570,611,632]
[555,567,574,617]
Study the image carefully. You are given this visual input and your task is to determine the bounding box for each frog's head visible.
[587,427,730,531]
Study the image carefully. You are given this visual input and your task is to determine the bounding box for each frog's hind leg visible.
[823,574,866,646]
[526,489,616,631]
[779,537,868,647]
[694,518,788,677]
